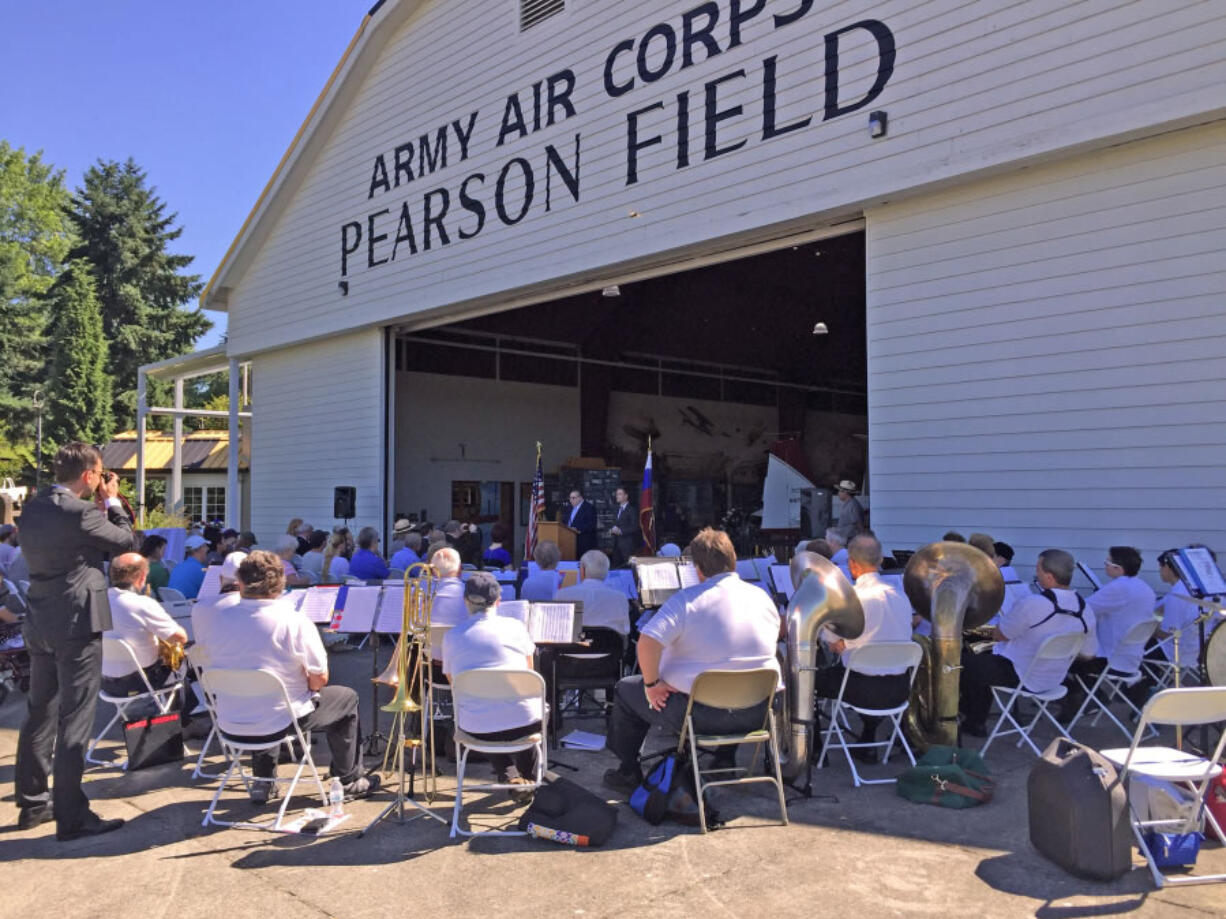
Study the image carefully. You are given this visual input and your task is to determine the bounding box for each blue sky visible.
[2,1,366,349]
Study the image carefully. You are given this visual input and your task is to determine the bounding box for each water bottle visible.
[328,777,344,817]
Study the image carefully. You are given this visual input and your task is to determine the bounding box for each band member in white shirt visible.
[102,553,187,697]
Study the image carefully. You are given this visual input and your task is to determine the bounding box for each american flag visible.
[639,445,655,554]
[524,442,545,564]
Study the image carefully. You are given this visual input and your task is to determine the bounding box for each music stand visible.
[1162,546,1226,751]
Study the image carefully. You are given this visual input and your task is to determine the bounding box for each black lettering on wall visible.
[625,101,665,185]
[544,134,580,211]
[392,202,418,259]
[422,188,451,249]
[419,127,448,176]
[458,173,486,240]
[393,142,415,187]
[368,155,391,199]
[761,55,811,140]
[341,221,362,276]
[704,69,747,160]
[824,20,895,120]
[367,209,389,267]
[497,93,529,146]
[546,69,577,126]
[452,112,479,161]
[637,23,677,84]
[604,38,635,97]
[681,3,722,68]
[495,158,535,225]
[728,0,766,49]
[773,0,813,29]
[676,90,691,169]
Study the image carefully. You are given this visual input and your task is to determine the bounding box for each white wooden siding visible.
[223,0,1226,354]
[248,328,385,542]
[865,120,1226,580]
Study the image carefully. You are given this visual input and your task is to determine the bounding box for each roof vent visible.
[521,0,564,31]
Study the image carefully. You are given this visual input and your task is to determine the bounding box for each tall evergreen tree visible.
[67,158,210,428]
[0,142,71,441]
[44,261,112,448]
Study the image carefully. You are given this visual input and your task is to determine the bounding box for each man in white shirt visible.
[194,550,378,804]
[1151,549,1221,667]
[604,528,780,792]
[1083,546,1156,669]
[814,534,915,760]
[443,572,541,799]
[427,548,468,658]
[556,550,630,636]
[826,529,852,582]
[101,554,187,697]
[959,548,1095,736]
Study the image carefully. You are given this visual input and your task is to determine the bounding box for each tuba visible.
[902,542,1004,750]
[780,551,865,784]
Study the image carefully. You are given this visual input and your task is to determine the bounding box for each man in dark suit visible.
[609,486,641,568]
[14,442,136,839]
[564,489,598,557]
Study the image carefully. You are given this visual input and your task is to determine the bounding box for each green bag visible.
[897,745,995,808]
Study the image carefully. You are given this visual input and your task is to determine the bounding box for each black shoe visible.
[343,772,381,801]
[250,778,282,806]
[960,721,987,738]
[56,814,124,842]
[17,805,53,830]
[602,767,642,794]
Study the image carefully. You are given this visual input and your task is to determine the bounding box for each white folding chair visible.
[680,668,788,832]
[157,586,194,619]
[1143,634,1202,690]
[1068,619,1159,741]
[183,646,224,780]
[982,630,1087,756]
[86,638,182,769]
[449,668,547,838]
[817,642,924,787]
[1100,687,1226,888]
[197,668,327,831]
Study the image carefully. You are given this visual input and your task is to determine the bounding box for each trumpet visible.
[157,637,185,671]
[372,562,440,801]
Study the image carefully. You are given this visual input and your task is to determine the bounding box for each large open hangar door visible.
[391,227,868,559]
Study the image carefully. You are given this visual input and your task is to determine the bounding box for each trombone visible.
[363,562,447,833]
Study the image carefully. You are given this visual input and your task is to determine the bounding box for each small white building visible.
[162,0,1225,578]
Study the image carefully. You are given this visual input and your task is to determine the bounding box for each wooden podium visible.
[537,521,578,560]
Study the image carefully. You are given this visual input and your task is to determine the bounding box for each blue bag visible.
[629,753,677,825]
[1142,831,1203,868]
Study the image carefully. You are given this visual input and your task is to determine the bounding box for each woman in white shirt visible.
[322,528,352,582]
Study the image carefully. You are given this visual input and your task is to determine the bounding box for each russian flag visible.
[639,449,655,555]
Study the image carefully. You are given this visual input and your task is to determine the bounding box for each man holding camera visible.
[14,442,137,839]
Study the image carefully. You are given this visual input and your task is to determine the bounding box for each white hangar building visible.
[153,0,1226,575]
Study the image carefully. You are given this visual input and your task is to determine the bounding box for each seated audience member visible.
[443,572,542,800]
[391,531,424,572]
[348,526,390,580]
[295,521,314,556]
[0,524,17,574]
[321,529,352,582]
[102,553,187,697]
[959,549,1095,736]
[4,542,28,585]
[273,535,311,587]
[804,538,833,559]
[557,549,631,636]
[205,527,238,566]
[657,543,682,558]
[815,534,914,760]
[191,552,245,639]
[167,534,210,599]
[825,529,852,581]
[236,531,258,552]
[481,523,513,570]
[194,551,378,804]
[285,517,304,551]
[968,532,995,558]
[423,530,448,564]
[455,520,484,567]
[943,531,966,543]
[520,541,562,601]
[297,530,329,578]
[389,517,412,555]
[141,534,171,597]
[429,548,469,660]
[604,528,781,792]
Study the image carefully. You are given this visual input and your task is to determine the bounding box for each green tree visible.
[44,261,112,447]
[0,142,71,443]
[67,158,210,429]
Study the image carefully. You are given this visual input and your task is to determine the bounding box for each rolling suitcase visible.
[1027,737,1131,880]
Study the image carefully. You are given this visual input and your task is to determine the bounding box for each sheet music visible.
[375,585,405,633]
[637,563,680,591]
[299,587,339,624]
[752,558,774,585]
[286,590,308,612]
[335,586,380,634]
[677,562,700,588]
[530,602,575,643]
[1076,561,1102,591]
[499,599,531,626]
[197,566,223,600]
[770,565,796,600]
[1180,547,1226,596]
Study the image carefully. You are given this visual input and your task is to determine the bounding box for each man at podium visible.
[564,489,597,556]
